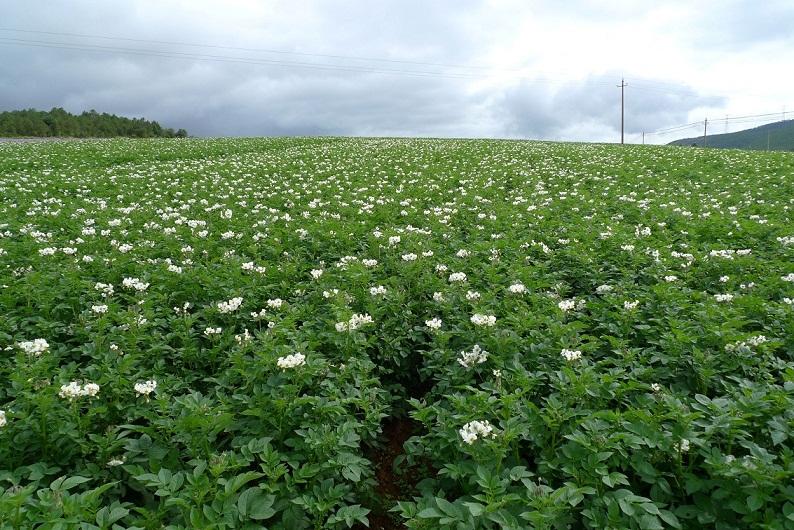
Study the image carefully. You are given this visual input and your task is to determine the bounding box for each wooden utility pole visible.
[767,131,771,150]
[703,118,708,147]
[617,78,627,144]
[642,131,645,145]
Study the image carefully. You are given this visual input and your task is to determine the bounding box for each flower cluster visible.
[335,313,374,332]
[458,344,488,368]
[217,297,243,314]
[134,380,157,398]
[122,277,149,292]
[277,353,306,369]
[425,317,443,330]
[17,338,49,357]
[561,348,583,362]
[58,381,100,401]
[459,420,497,445]
[470,313,496,327]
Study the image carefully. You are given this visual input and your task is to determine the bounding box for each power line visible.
[0,36,633,89]
[647,110,792,136]
[0,27,735,99]
[0,27,515,72]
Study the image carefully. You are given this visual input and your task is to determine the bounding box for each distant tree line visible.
[0,108,187,138]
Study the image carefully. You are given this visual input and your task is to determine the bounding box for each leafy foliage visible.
[0,138,793,529]
[0,108,187,138]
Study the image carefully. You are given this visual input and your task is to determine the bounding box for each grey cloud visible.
[497,74,725,141]
[0,1,774,141]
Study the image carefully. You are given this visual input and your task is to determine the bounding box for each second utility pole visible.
[618,78,627,144]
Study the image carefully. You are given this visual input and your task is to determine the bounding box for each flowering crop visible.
[0,138,793,529]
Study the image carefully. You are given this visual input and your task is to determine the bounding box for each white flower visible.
[122,277,149,292]
[168,264,183,274]
[558,299,576,312]
[217,297,243,314]
[561,348,582,362]
[362,259,378,267]
[714,293,734,302]
[425,317,443,330]
[336,313,374,332]
[310,269,324,279]
[596,284,613,295]
[470,313,496,327]
[448,272,467,283]
[623,300,640,310]
[0,410,6,428]
[388,235,401,246]
[781,273,794,282]
[676,439,691,453]
[18,338,49,357]
[134,380,157,397]
[459,420,496,445]
[435,264,448,273]
[266,298,284,308]
[107,456,126,467]
[650,383,662,393]
[508,283,526,294]
[369,286,387,296]
[402,253,418,262]
[59,381,100,400]
[465,290,480,301]
[432,291,445,302]
[621,244,635,251]
[95,282,114,297]
[458,345,488,368]
[91,304,108,314]
[719,275,729,283]
[204,326,222,336]
[664,275,678,282]
[456,249,470,258]
[277,353,306,369]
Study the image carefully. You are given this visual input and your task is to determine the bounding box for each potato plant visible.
[0,138,793,529]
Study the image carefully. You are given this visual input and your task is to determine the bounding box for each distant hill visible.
[0,108,187,138]
[669,119,794,151]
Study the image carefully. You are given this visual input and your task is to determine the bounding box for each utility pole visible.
[703,118,708,148]
[642,131,645,145]
[617,78,627,144]
[767,131,771,151]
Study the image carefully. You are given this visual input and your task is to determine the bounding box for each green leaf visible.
[463,502,485,517]
[659,509,681,528]
[238,487,276,520]
[57,476,91,491]
[747,495,763,511]
[417,507,443,519]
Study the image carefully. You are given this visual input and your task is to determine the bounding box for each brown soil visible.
[357,416,427,530]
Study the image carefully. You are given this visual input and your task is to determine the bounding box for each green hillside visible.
[669,119,794,151]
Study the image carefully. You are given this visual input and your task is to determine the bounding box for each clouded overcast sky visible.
[1,0,792,142]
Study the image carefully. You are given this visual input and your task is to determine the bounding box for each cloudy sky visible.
[1,0,792,142]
